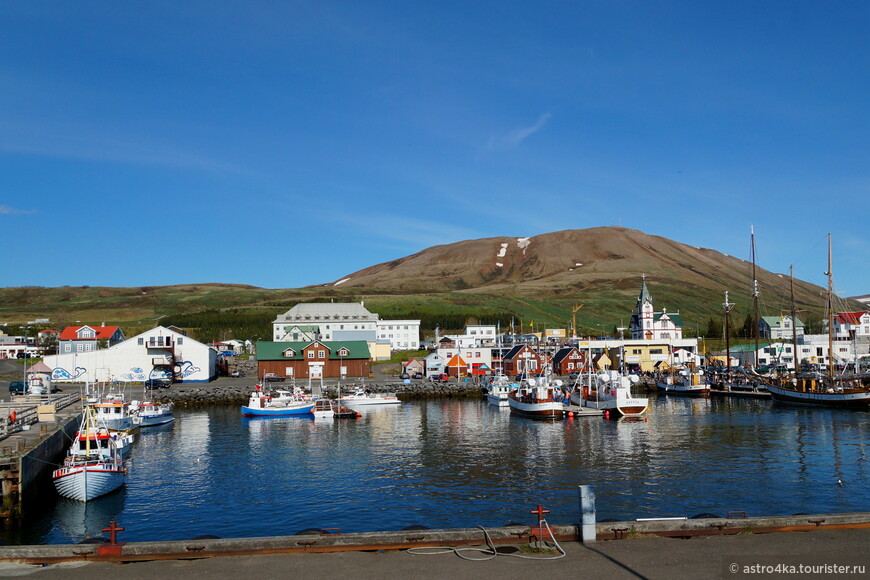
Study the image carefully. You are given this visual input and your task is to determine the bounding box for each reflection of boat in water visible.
[570,371,649,416]
[241,387,315,417]
[53,406,126,502]
[54,486,127,541]
[508,378,564,419]
[338,389,401,406]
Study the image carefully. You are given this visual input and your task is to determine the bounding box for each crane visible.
[571,304,584,339]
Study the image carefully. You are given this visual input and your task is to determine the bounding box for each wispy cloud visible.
[0,118,254,176]
[0,205,35,215]
[486,113,552,151]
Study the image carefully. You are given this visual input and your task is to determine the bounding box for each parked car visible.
[263,373,285,382]
[8,381,25,395]
[230,370,246,377]
[412,372,424,379]
[400,372,410,379]
[144,378,172,389]
[568,371,581,380]
[429,373,449,382]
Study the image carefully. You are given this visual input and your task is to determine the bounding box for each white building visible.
[43,326,217,384]
[465,325,498,346]
[435,343,493,373]
[629,278,684,340]
[834,311,870,340]
[759,316,805,340]
[729,338,855,371]
[376,320,420,350]
[272,302,420,352]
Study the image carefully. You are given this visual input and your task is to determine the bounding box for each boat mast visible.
[751,226,760,369]
[789,266,798,374]
[826,233,834,381]
[723,291,733,382]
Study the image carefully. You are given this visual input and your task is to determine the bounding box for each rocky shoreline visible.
[151,375,659,408]
[156,381,487,408]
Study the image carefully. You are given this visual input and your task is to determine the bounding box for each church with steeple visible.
[628,276,684,340]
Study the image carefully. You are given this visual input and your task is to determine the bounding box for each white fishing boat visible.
[130,400,175,427]
[92,390,138,430]
[508,378,565,419]
[485,375,517,407]
[656,367,710,396]
[241,386,315,417]
[52,407,126,502]
[338,389,401,406]
[571,371,648,417]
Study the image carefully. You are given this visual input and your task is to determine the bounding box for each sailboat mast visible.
[751,226,760,369]
[827,233,834,381]
[723,291,733,382]
[789,266,798,374]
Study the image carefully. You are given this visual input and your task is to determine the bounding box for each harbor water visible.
[7,394,870,544]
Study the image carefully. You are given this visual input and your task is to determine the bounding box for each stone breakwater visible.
[157,381,486,408]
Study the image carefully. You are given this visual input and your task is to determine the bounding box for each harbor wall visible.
[18,414,80,515]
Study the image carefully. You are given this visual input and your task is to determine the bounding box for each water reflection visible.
[14,395,870,544]
[52,488,126,541]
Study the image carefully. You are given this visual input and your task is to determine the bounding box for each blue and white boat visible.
[241,387,315,417]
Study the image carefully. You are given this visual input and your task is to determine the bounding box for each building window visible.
[318,350,325,358]
[177,337,183,345]
[307,351,314,359]
[138,338,144,345]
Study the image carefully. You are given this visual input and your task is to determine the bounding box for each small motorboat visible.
[338,389,401,406]
[130,400,175,427]
[241,386,315,417]
[313,399,361,419]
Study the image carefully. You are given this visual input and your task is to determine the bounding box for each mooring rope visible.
[407,521,567,561]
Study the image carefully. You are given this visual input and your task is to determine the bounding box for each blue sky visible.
[2,1,868,297]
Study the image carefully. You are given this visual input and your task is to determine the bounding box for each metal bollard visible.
[578,484,596,544]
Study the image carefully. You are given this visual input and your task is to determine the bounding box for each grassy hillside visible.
[1,228,855,344]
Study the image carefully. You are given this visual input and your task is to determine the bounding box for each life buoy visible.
[8,411,16,424]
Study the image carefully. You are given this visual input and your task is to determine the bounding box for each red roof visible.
[836,312,868,325]
[59,325,120,340]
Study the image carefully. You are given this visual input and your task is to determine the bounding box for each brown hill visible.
[327,227,845,320]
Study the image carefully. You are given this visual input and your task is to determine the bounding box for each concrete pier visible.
[0,512,867,564]
[0,394,82,520]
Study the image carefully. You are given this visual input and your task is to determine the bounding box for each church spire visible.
[637,274,652,305]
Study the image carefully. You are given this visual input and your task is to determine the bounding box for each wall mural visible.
[51,367,88,381]
[120,367,147,382]
[176,360,201,378]
[50,360,203,382]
